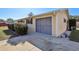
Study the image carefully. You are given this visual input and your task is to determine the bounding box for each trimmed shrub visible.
[8,24,15,31]
[69,30,79,42]
[14,24,28,35]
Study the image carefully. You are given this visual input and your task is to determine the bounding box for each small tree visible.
[28,12,33,24]
[0,19,5,22]
[28,12,33,17]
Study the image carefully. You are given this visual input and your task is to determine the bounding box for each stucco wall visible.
[31,9,69,36]
[52,14,56,36]
[27,24,35,33]
[55,10,68,36]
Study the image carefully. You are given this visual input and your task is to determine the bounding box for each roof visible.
[16,8,68,21]
[16,17,29,21]
[32,8,68,18]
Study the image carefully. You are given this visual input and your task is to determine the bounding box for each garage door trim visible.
[36,17,52,35]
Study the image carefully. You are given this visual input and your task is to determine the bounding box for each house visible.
[16,18,28,24]
[76,20,79,30]
[0,20,7,26]
[16,17,33,24]
[16,9,69,37]
[76,20,79,28]
[30,9,69,37]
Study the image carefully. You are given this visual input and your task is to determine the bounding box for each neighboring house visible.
[76,20,79,28]
[16,17,33,24]
[31,9,69,36]
[0,20,7,26]
[16,18,28,24]
[76,20,79,30]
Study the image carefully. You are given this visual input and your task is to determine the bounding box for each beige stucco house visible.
[29,9,69,37]
[16,9,69,37]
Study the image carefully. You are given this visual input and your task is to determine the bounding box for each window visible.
[64,18,66,23]
[30,18,33,24]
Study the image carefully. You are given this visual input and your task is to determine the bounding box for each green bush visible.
[8,24,15,31]
[14,24,28,35]
[70,30,79,42]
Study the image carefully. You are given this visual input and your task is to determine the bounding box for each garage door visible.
[36,17,52,35]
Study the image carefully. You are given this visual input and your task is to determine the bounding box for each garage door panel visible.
[36,17,52,35]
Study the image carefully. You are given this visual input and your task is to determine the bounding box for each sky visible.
[0,8,79,20]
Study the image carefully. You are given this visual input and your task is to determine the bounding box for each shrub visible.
[69,30,79,42]
[8,24,15,31]
[14,24,28,35]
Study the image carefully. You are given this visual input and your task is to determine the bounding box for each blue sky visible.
[0,8,79,20]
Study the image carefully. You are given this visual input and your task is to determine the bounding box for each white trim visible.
[51,16,55,36]
[34,16,53,35]
[56,14,58,36]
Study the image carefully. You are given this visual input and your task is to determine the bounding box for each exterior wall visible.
[52,14,56,36]
[76,22,79,28]
[27,24,34,33]
[76,21,79,30]
[32,9,68,36]
[56,10,68,36]
[32,14,56,36]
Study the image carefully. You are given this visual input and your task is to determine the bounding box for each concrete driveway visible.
[0,40,41,51]
[7,32,79,51]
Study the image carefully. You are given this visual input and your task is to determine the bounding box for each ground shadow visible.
[3,29,19,39]
[3,30,16,35]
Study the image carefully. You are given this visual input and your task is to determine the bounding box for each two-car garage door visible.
[36,17,52,35]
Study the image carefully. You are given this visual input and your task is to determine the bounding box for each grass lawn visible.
[70,30,79,42]
[0,26,11,41]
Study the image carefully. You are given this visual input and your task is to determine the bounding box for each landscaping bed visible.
[8,23,28,35]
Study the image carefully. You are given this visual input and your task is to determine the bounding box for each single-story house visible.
[15,18,27,24]
[15,17,33,24]
[16,9,69,37]
[76,20,79,27]
[30,9,69,37]
[0,20,8,26]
